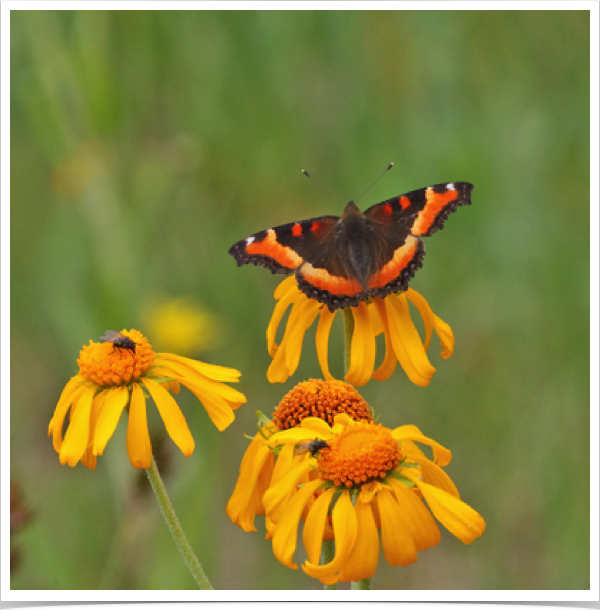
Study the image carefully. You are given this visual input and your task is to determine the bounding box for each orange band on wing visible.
[246,229,303,269]
[367,235,419,289]
[411,188,457,235]
[300,263,362,296]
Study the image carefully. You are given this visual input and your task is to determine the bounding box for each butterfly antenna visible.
[355,162,395,203]
[302,169,344,202]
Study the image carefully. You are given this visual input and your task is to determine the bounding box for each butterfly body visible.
[229,181,473,312]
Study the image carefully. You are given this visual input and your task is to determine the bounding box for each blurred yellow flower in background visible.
[143,298,220,355]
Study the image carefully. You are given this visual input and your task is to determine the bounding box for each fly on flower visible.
[48,329,246,470]
[229,177,472,311]
[99,330,137,355]
[294,438,330,457]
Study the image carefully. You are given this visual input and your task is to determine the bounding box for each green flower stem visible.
[351,577,372,590]
[146,457,213,590]
[321,539,337,591]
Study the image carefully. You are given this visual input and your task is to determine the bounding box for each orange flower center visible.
[318,421,402,487]
[272,379,373,429]
[77,329,155,387]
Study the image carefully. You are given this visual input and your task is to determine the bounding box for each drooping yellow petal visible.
[406,289,434,351]
[176,377,236,431]
[387,294,436,386]
[267,279,303,357]
[59,386,96,467]
[142,378,195,457]
[371,298,397,382]
[302,490,357,584]
[389,478,440,551]
[284,298,322,374]
[81,389,108,470]
[155,359,246,404]
[126,383,152,469]
[92,385,130,456]
[338,496,380,583]
[345,301,376,387]
[302,487,336,565]
[378,485,418,567]
[228,441,273,532]
[433,313,454,359]
[263,460,314,518]
[406,473,486,544]
[393,425,452,467]
[419,459,460,498]
[155,352,242,383]
[272,478,323,569]
[268,425,331,447]
[315,308,336,381]
[50,379,88,452]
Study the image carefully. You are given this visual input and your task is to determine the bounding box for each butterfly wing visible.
[229,215,340,274]
[364,182,473,237]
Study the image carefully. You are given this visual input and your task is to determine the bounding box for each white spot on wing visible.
[446,183,456,190]
[246,236,255,245]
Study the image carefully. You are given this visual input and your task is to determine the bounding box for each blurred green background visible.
[10,10,590,590]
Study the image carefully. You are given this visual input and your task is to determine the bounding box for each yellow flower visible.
[226,379,373,532]
[143,298,219,355]
[263,414,485,585]
[267,277,454,387]
[48,329,246,470]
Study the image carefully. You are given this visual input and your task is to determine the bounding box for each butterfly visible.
[229,181,473,312]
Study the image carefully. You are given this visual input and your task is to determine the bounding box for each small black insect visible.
[294,439,330,457]
[99,330,137,355]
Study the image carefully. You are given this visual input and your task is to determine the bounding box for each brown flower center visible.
[272,379,373,429]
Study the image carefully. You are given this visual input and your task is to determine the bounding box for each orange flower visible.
[263,414,485,585]
[48,329,246,470]
[267,277,454,387]
[226,380,373,532]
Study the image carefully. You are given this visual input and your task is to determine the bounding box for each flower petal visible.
[50,379,88,452]
[433,313,455,359]
[284,298,321,373]
[176,377,236,431]
[406,289,434,351]
[371,299,398,382]
[155,352,242,383]
[315,308,336,381]
[263,460,314,519]
[345,302,376,387]
[81,389,109,470]
[126,383,152,469]
[302,487,336,565]
[338,496,380,582]
[155,360,246,404]
[272,478,323,569]
[92,385,130,455]
[406,474,486,544]
[227,440,273,532]
[302,490,357,584]
[420,459,460,498]
[267,279,301,357]
[393,424,452,467]
[378,485,418,566]
[59,386,96,467]
[389,478,441,551]
[142,378,195,457]
[385,294,436,387]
